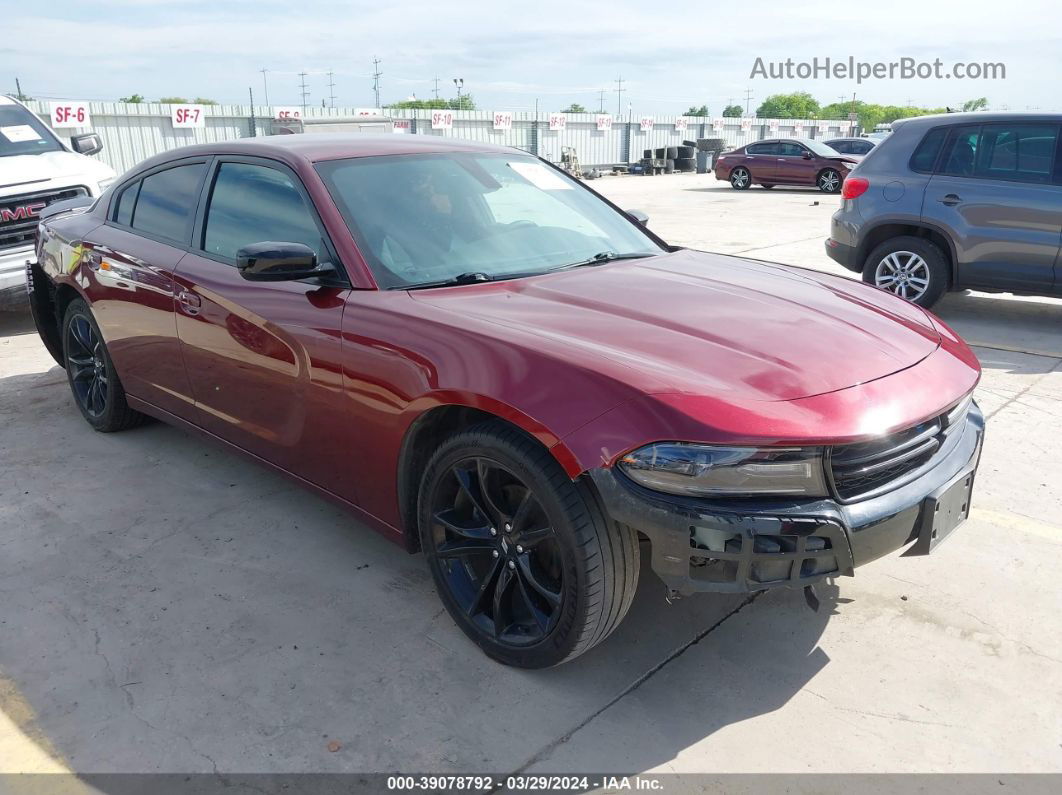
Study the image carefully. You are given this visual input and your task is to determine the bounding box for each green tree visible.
[562,103,587,113]
[961,97,988,112]
[755,91,820,119]
[722,104,743,117]
[685,105,709,116]
[158,96,189,104]
[385,95,476,111]
[119,94,145,103]
[193,97,218,106]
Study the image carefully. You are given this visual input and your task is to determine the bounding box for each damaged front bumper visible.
[588,402,984,597]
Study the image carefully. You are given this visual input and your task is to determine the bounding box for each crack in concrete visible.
[506,592,763,778]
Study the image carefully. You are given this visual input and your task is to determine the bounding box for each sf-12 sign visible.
[51,102,91,128]
[493,111,513,131]
[817,122,829,134]
[171,104,206,129]
[639,117,654,132]
[740,118,752,131]
[274,107,302,121]
[674,117,688,132]
[712,118,725,129]
[432,110,454,129]
[595,114,612,132]
[548,113,566,131]
[768,119,779,132]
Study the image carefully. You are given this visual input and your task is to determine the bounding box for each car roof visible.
[129,133,521,173]
[824,137,869,143]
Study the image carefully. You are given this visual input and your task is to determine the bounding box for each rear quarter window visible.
[131,163,207,243]
[909,127,948,173]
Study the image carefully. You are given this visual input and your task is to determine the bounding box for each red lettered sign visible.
[51,102,90,128]
[171,104,206,129]
[432,110,454,129]
[492,111,513,131]
[274,107,302,121]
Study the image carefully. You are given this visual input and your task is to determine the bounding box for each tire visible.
[862,236,950,307]
[664,159,675,174]
[418,421,640,668]
[675,157,696,172]
[62,298,146,432]
[642,149,653,159]
[677,145,695,158]
[665,146,679,159]
[761,184,775,189]
[729,166,751,189]
[817,168,842,193]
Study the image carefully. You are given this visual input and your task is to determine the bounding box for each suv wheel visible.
[817,169,842,193]
[863,236,949,307]
[418,421,639,668]
[729,167,751,189]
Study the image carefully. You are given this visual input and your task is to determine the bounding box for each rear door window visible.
[113,181,140,226]
[910,127,948,173]
[973,124,1057,183]
[131,163,207,243]
[778,142,806,156]
[745,143,778,155]
[939,126,981,177]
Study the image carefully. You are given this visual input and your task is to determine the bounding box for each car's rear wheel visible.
[730,167,751,189]
[63,298,146,432]
[418,421,639,668]
[817,168,842,193]
[862,236,949,307]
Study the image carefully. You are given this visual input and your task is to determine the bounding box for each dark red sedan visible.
[714,138,861,192]
[30,135,982,667]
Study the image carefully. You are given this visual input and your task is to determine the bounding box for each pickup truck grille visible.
[0,187,89,252]
[829,395,972,501]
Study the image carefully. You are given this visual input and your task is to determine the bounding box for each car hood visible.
[0,151,115,193]
[411,250,941,402]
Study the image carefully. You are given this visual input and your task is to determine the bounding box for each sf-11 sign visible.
[493,111,513,131]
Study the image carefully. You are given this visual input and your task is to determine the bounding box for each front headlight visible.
[96,177,115,194]
[618,443,827,498]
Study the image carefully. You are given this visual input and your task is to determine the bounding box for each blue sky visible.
[2,0,1057,113]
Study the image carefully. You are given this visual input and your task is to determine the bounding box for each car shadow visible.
[0,363,836,776]
[933,292,1062,361]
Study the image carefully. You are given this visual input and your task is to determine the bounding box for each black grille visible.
[0,187,89,252]
[829,396,971,501]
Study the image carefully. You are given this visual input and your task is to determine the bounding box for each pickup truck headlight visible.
[617,443,827,498]
[96,178,115,193]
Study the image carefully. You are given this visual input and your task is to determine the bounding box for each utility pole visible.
[298,72,309,113]
[260,69,270,106]
[432,76,441,100]
[614,77,625,117]
[248,87,257,136]
[14,77,25,101]
[327,70,336,108]
[743,87,754,115]
[371,57,382,108]
[597,88,606,113]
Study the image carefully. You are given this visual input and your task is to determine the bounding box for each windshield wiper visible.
[550,251,656,272]
[404,271,494,290]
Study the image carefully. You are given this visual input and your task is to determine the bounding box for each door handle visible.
[177,289,202,315]
[940,193,962,206]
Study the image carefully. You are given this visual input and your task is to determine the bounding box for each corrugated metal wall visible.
[26,101,854,175]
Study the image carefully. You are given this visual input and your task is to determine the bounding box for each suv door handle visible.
[940,193,962,206]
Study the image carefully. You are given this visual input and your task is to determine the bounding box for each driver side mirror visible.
[626,209,649,227]
[236,241,334,282]
[802,150,813,160]
[70,133,103,156]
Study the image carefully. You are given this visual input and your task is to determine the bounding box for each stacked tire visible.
[674,144,696,172]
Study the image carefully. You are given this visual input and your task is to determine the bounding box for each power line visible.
[327,70,336,108]
[743,87,754,115]
[298,71,309,113]
[614,76,625,117]
[432,76,441,100]
[375,56,388,107]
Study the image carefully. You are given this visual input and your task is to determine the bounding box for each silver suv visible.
[826,112,1062,307]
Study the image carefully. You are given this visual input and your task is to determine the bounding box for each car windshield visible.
[316,153,664,289]
[0,103,64,158]
[802,138,843,157]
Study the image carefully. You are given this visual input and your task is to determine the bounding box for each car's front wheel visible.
[418,421,639,667]
[729,167,751,189]
[862,236,949,307]
[63,298,146,432]
[817,168,842,193]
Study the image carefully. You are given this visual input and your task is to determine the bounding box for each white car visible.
[1,95,116,308]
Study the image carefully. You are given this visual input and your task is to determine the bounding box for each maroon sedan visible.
[714,137,860,192]
[30,135,982,667]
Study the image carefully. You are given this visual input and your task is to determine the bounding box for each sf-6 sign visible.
[50,102,90,128]
[171,104,206,129]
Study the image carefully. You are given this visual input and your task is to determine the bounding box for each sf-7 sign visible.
[171,105,206,129]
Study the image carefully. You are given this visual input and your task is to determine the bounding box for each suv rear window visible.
[131,163,206,243]
[910,127,947,173]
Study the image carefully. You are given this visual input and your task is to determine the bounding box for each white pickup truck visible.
[1,95,116,308]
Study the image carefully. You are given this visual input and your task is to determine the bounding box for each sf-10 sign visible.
[51,102,91,128]
[432,110,454,129]
[171,105,206,129]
